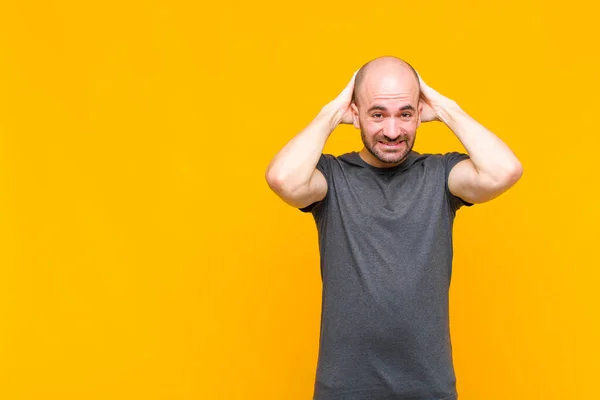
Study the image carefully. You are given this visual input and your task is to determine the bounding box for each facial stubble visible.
[360,128,416,165]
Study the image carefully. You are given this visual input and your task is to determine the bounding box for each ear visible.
[417,100,423,128]
[351,103,360,129]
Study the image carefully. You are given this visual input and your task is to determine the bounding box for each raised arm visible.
[417,73,523,204]
[265,71,357,209]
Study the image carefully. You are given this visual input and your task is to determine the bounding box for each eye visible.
[401,113,412,118]
[372,113,383,119]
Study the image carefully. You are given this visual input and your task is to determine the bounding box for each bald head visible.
[352,56,420,106]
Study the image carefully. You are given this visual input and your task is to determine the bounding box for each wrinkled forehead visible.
[357,69,420,107]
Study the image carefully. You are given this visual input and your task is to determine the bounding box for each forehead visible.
[359,72,419,106]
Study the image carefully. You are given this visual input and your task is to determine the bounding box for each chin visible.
[373,149,408,164]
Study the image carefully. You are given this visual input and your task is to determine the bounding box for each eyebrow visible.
[367,104,415,113]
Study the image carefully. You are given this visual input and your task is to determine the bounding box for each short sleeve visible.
[443,152,474,212]
[298,153,333,214]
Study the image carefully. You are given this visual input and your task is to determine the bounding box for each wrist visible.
[317,102,345,131]
[433,98,462,125]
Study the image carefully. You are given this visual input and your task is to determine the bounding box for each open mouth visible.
[380,141,404,148]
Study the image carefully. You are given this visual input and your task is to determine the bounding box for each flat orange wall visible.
[0,1,598,399]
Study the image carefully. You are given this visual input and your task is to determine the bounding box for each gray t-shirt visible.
[299,150,473,400]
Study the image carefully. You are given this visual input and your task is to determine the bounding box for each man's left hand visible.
[417,73,454,123]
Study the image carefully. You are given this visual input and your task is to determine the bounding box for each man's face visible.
[351,72,422,166]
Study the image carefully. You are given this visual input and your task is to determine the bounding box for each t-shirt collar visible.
[343,150,419,173]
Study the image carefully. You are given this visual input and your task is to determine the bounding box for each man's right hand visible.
[319,70,358,127]
[265,70,358,210]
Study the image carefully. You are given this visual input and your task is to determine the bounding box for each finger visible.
[419,80,435,98]
[416,71,432,92]
[345,70,358,89]
[415,70,424,84]
[339,72,358,98]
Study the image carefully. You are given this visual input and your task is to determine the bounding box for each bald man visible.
[265,56,522,400]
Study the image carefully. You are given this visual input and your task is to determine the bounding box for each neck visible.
[358,147,407,168]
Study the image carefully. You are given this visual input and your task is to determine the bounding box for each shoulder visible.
[402,151,447,170]
[320,151,366,173]
[411,151,469,170]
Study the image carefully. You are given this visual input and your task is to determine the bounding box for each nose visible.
[383,118,403,140]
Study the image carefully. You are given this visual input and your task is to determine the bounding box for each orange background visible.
[0,1,598,399]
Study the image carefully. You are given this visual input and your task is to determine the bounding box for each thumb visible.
[416,71,430,90]
[345,69,359,92]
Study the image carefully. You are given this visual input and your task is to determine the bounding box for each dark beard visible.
[361,129,415,165]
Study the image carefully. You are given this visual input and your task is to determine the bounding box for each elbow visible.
[506,160,523,186]
[489,161,523,192]
[265,167,301,195]
[265,167,283,192]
